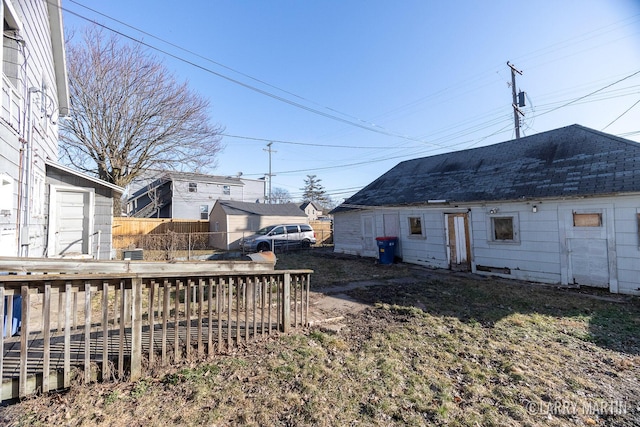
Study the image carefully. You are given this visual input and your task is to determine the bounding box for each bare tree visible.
[270,187,292,204]
[60,27,224,214]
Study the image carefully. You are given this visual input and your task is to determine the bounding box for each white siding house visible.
[299,201,322,220]
[127,170,266,219]
[332,125,640,296]
[0,0,69,257]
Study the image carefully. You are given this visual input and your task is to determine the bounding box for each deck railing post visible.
[130,278,143,381]
[19,285,29,397]
[282,273,291,333]
[0,286,4,385]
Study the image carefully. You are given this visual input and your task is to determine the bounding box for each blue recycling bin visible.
[3,295,22,336]
[375,236,397,265]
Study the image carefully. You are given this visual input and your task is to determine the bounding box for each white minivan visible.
[241,224,316,252]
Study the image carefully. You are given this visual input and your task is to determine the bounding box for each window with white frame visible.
[188,182,197,193]
[223,185,230,195]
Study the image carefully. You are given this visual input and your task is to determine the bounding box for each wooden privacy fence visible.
[0,263,312,401]
[113,218,209,235]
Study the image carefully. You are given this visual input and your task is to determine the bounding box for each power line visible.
[536,69,640,118]
[601,98,640,131]
[221,133,421,150]
[56,1,445,148]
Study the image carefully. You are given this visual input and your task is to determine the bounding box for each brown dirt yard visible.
[1,247,639,426]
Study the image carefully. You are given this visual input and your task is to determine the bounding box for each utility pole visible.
[263,142,276,203]
[507,61,525,139]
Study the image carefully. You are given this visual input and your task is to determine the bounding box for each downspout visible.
[19,87,39,256]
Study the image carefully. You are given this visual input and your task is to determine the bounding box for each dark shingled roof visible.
[340,125,640,209]
[217,200,307,217]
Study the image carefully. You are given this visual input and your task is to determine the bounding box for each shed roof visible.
[217,200,307,217]
[45,161,124,194]
[339,125,640,209]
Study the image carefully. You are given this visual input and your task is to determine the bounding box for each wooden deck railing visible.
[0,259,311,401]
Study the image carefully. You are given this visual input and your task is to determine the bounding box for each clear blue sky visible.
[61,0,640,203]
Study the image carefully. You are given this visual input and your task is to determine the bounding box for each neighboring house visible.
[299,201,323,220]
[45,161,123,259]
[127,170,266,219]
[209,200,308,250]
[0,0,69,257]
[332,125,640,296]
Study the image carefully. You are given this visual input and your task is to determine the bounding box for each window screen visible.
[493,217,514,240]
[409,217,422,235]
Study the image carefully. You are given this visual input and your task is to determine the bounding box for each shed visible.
[45,161,124,259]
[209,200,308,250]
[332,124,640,295]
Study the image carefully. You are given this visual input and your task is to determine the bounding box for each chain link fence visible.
[112,228,333,261]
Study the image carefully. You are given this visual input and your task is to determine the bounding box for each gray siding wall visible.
[46,170,115,260]
[171,179,244,219]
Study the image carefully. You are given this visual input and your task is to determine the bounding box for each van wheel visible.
[301,239,311,249]
[257,242,270,252]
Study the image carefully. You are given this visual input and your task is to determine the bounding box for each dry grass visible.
[1,249,639,426]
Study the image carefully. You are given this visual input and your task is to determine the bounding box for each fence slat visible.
[84,282,92,383]
[197,279,204,357]
[283,274,291,333]
[118,281,125,379]
[174,280,181,362]
[207,278,213,357]
[19,286,29,397]
[64,283,72,388]
[43,283,51,393]
[185,279,191,358]
[217,278,223,353]
[102,282,109,380]
[131,278,143,381]
[0,286,4,386]
[162,280,169,364]
[149,281,156,365]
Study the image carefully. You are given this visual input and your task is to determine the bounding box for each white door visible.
[561,209,611,288]
[568,238,609,287]
[361,214,377,257]
[53,190,92,257]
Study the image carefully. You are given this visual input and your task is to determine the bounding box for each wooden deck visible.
[0,258,311,401]
[2,316,281,400]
